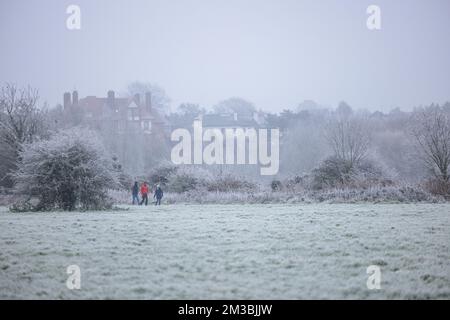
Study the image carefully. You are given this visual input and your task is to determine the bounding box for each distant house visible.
[206,98,266,129]
[168,105,266,133]
[63,90,167,135]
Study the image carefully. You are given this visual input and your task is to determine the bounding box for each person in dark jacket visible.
[132,181,140,205]
[154,184,163,206]
[140,182,150,206]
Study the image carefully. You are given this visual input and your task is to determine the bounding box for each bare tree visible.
[126,81,171,114]
[0,83,48,187]
[325,116,371,166]
[177,103,204,117]
[213,97,256,116]
[411,106,450,181]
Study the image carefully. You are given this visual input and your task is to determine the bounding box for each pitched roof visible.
[76,95,164,124]
[202,114,259,128]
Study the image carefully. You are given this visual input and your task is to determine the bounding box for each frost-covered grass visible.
[0,204,449,299]
[109,184,444,206]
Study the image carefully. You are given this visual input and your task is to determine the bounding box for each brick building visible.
[63,90,167,135]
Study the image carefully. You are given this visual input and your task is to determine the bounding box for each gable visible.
[128,101,138,109]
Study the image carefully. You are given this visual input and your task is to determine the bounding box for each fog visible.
[1,0,449,112]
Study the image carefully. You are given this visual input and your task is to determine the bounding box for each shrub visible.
[350,160,394,188]
[423,178,450,198]
[112,155,133,190]
[271,180,282,191]
[144,165,210,193]
[167,172,199,193]
[311,157,354,189]
[147,162,178,187]
[284,175,308,192]
[205,174,257,192]
[165,166,212,193]
[163,166,257,194]
[12,128,118,211]
[311,157,389,190]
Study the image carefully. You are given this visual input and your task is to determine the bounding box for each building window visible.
[127,109,140,121]
[142,120,152,132]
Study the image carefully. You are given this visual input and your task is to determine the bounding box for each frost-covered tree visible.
[0,83,48,187]
[310,113,374,189]
[336,101,353,119]
[411,106,450,182]
[213,97,256,116]
[325,116,371,166]
[177,103,204,117]
[12,128,119,211]
[126,81,171,114]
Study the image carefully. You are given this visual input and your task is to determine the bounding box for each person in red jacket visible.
[139,182,150,206]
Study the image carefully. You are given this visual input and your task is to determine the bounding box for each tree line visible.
[1,83,449,210]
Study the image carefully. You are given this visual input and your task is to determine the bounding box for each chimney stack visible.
[72,91,78,106]
[63,92,71,110]
[145,92,152,112]
[134,93,140,105]
[107,90,115,108]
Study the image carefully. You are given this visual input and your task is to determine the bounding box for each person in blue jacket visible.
[154,184,163,206]
[131,181,140,205]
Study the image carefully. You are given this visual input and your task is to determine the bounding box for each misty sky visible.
[1,0,449,112]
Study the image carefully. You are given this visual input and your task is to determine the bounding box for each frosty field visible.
[0,204,449,299]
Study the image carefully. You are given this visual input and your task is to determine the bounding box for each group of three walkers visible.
[132,182,164,206]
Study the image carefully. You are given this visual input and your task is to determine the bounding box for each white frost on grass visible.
[0,204,449,299]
